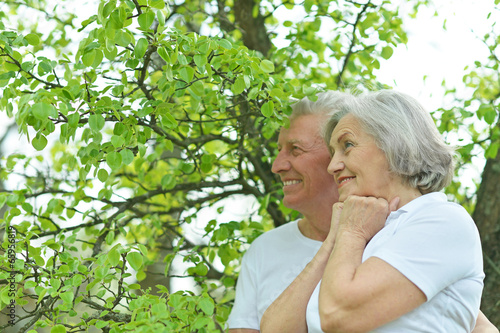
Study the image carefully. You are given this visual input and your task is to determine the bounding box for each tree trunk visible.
[472,145,500,327]
[233,0,272,56]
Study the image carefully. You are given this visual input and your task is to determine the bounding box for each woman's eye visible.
[344,141,354,149]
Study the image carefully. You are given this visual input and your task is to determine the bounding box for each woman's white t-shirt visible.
[306,192,484,333]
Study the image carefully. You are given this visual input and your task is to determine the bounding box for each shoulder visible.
[399,193,480,244]
[249,220,299,248]
[405,193,473,225]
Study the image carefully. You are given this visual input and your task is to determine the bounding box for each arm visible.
[228,330,259,333]
[260,205,342,333]
[473,311,499,333]
[319,196,426,333]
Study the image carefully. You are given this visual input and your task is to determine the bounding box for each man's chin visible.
[283,197,301,211]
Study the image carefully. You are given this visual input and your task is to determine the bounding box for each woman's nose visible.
[327,154,344,175]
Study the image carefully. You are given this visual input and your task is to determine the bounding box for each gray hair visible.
[290,91,352,118]
[324,89,455,194]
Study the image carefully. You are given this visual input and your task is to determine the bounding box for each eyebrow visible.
[336,132,351,143]
[283,139,302,146]
[277,139,301,148]
[329,132,351,154]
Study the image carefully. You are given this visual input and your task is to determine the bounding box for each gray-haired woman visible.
[305,89,484,332]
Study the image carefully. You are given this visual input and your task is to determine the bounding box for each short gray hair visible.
[324,89,455,194]
[290,91,351,118]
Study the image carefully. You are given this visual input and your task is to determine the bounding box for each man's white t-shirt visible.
[306,192,484,332]
[226,220,322,330]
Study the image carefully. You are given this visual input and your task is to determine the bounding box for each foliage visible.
[5,0,497,332]
[436,5,500,212]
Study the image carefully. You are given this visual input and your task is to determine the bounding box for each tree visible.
[438,6,500,325]
[0,0,497,332]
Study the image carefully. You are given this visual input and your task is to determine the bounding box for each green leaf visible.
[485,141,500,159]
[97,169,109,182]
[232,76,246,95]
[24,281,37,289]
[108,248,120,266]
[106,151,122,170]
[50,278,61,291]
[32,133,48,151]
[32,102,57,120]
[218,39,232,50]
[88,114,105,131]
[260,60,275,73]
[179,67,195,83]
[25,33,41,46]
[96,320,109,329]
[126,252,143,271]
[198,297,214,316]
[381,46,393,60]
[194,54,207,68]
[105,230,115,245]
[157,47,170,63]
[91,49,104,68]
[120,148,134,165]
[161,113,178,129]
[72,274,83,287]
[60,291,74,304]
[138,11,155,30]
[110,8,125,28]
[484,107,497,125]
[135,38,148,58]
[51,325,66,333]
[111,135,125,147]
[114,30,132,47]
[161,174,176,190]
[150,0,165,9]
[82,49,96,67]
[261,101,274,117]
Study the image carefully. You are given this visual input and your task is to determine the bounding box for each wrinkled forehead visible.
[278,120,324,148]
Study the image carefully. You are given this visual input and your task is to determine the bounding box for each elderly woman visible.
[261,89,486,333]
[308,89,484,332]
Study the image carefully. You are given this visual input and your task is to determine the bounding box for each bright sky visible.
[376,0,493,108]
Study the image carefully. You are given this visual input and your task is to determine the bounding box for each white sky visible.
[376,0,493,108]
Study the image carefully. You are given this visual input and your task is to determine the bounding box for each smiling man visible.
[226,92,344,332]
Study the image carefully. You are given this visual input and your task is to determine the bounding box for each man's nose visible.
[272,150,291,174]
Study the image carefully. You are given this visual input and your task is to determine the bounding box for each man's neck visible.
[297,215,330,242]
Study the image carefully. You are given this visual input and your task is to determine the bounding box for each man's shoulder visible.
[253,220,299,243]
[243,220,299,255]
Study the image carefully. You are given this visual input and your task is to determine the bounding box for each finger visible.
[331,203,343,221]
[389,196,400,212]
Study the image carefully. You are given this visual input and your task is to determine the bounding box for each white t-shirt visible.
[306,192,484,333]
[226,220,322,330]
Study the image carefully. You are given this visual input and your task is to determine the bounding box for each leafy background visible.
[0,0,499,332]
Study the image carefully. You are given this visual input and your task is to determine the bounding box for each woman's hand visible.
[337,195,400,243]
[325,202,343,245]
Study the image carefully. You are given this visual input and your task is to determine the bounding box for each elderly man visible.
[226,91,498,333]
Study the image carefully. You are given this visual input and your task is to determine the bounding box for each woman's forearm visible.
[318,196,425,333]
[318,227,368,332]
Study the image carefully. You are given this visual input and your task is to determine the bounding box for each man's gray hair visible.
[324,89,455,194]
[290,91,351,118]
